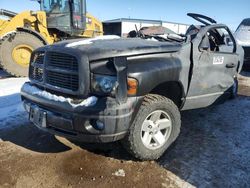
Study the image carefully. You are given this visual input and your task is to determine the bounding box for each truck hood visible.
[48,37,182,61]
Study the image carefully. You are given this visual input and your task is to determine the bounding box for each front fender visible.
[127,54,184,96]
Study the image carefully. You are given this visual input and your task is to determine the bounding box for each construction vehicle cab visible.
[40,0,86,36]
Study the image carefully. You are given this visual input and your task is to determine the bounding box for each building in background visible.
[103,18,190,37]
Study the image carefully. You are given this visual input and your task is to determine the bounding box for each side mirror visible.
[200,35,210,51]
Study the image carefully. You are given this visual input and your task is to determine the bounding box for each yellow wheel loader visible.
[0,0,103,77]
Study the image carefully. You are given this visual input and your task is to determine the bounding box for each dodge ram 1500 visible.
[21,13,244,160]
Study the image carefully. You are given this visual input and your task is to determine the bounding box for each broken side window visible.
[202,28,234,53]
[215,28,234,53]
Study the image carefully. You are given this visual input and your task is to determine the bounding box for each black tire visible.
[122,94,181,160]
[0,31,44,77]
[230,78,238,99]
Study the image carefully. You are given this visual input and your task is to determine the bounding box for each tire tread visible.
[122,94,181,160]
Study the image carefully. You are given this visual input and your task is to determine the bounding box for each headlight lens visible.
[92,74,117,95]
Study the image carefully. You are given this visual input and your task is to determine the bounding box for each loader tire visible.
[0,31,44,77]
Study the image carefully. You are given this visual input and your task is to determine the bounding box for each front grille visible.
[29,51,79,93]
[47,71,79,91]
[47,52,78,71]
[29,52,45,82]
[30,66,43,81]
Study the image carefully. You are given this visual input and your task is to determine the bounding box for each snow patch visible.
[66,35,120,47]
[146,37,158,42]
[112,169,126,177]
[0,78,28,128]
[21,83,98,108]
[0,78,28,97]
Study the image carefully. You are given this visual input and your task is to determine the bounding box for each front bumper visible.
[21,82,142,143]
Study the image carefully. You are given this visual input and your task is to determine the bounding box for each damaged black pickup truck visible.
[21,14,244,160]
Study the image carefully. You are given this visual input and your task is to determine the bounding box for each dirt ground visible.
[0,72,250,188]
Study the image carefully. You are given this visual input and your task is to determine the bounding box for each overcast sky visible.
[0,0,249,31]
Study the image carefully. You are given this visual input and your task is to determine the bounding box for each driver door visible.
[183,26,239,110]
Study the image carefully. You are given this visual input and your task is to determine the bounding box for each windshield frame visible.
[40,0,86,15]
[40,0,86,31]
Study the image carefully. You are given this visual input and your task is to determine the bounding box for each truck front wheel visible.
[122,94,181,160]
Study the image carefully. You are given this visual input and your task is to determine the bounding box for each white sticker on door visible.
[213,56,224,65]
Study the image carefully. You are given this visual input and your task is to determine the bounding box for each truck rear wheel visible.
[122,94,181,160]
[0,31,44,77]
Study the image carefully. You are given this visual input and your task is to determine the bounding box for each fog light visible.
[92,120,105,131]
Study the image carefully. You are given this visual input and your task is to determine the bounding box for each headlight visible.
[92,74,117,95]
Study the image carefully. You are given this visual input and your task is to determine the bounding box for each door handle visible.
[226,63,236,68]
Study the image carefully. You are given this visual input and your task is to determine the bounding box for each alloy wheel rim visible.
[140,110,172,150]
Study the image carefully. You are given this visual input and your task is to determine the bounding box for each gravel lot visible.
[0,72,249,188]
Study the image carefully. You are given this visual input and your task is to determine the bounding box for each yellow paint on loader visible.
[83,13,103,38]
[0,11,54,44]
[0,9,103,77]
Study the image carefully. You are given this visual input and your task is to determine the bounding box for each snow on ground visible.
[0,78,28,129]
